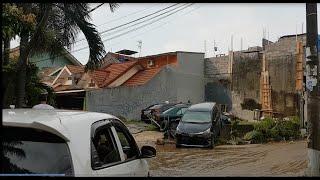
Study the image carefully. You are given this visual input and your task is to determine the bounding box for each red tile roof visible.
[123,67,162,87]
[66,65,85,74]
[100,61,138,87]
[90,70,109,87]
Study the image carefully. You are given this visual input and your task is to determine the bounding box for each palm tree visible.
[14,3,119,107]
[2,140,31,173]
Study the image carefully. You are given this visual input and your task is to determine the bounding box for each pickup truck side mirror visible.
[140,145,156,158]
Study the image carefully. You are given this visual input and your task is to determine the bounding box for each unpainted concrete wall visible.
[176,52,205,104]
[231,51,262,103]
[86,52,205,120]
[86,67,177,120]
[204,50,261,120]
[265,35,306,116]
[176,52,204,76]
[204,55,230,80]
[205,82,232,111]
[176,72,205,104]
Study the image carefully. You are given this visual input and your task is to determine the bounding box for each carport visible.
[54,89,85,110]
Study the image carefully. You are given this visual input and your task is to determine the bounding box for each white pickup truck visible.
[2,109,156,177]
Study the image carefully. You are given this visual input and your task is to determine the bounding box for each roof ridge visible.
[101,61,142,87]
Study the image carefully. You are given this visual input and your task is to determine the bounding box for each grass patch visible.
[145,124,158,131]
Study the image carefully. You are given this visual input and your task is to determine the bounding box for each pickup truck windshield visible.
[1,127,74,176]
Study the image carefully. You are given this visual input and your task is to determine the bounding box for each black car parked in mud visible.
[175,102,223,149]
[140,103,176,124]
[158,103,191,132]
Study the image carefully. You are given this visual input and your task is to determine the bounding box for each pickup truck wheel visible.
[160,120,168,132]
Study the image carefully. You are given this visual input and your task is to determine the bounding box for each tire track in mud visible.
[149,141,307,176]
[133,130,308,177]
[150,145,270,176]
[270,159,307,175]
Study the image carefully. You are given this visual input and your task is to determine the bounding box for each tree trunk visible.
[16,31,29,108]
[2,37,10,107]
[3,37,10,65]
[15,4,52,108]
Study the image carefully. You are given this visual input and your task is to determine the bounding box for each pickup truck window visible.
[114,125,140,161]
[91,122,121,169]
[1,127,74,176]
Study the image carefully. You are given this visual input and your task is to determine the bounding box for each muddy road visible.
[133,131,307,177]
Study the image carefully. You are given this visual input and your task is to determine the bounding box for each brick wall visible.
[204,55,230,80]
[264,34,306,116]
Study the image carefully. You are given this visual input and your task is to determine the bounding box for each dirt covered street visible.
[133,131,308,177]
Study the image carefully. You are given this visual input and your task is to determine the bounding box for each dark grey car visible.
[175,102,222,149]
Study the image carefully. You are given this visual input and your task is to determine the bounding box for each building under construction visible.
[204,33,313,126]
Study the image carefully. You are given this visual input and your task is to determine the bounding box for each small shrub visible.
[243,130,265,143]
[230,120,239,138]
[276,119,300,140]
[270,126,281,141]
[216,137,228,145]
[227,137,245,145]
[254,118,276,138]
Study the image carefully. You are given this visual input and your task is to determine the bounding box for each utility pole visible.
[305,3,320,176]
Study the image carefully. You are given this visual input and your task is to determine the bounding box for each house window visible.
[89,82,95,87]
[67,76,72,80]
[147,60,155,67]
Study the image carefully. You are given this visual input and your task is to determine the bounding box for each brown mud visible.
[133,130,307,177]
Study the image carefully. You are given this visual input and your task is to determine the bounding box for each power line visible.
[73,4,186,48]
[74,3,180,44]
[32,4,194,64]
[71,5,159,48]
[105,4,202,49]
[101,4,194,42]
[96,5,159,27]
[100,3,188,38]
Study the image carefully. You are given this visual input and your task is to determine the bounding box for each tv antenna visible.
[137,40,142,57]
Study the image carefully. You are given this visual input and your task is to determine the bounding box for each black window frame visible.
[90,119,122,170]
[112,121,141,163]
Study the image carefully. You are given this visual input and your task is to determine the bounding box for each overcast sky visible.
[11,3,320,65]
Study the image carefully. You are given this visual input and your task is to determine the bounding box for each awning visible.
[54,89,85,94]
